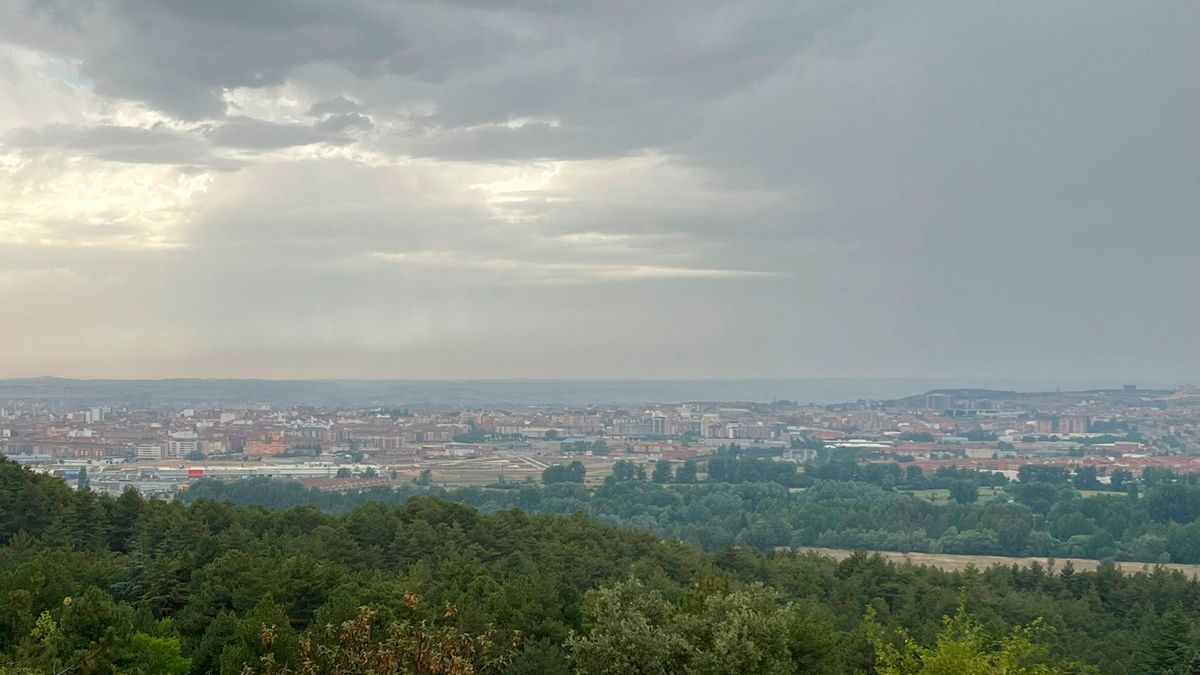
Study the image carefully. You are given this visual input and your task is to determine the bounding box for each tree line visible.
[188,456,1200,564]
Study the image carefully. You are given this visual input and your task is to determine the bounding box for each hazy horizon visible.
[0,374,1183,387]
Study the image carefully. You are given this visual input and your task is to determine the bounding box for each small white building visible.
[168,431,199,458]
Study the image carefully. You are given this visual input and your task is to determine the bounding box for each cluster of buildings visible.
[0,401,806,466]
[2,384,1198,495]
[819,386,1200,479]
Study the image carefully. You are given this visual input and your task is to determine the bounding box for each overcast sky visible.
[0,0,1197,381]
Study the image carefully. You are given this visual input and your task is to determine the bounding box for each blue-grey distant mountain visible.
[0,377,1156,408]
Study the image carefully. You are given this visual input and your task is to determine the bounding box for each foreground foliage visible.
[4,460,1200,673]
[868,604,1058,675]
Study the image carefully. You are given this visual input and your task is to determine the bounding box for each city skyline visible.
[6,382,1197,497]
[2,0,1198,380]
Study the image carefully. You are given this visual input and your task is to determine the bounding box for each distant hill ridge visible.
[891,386,1177,409]
[0,376,1165,408]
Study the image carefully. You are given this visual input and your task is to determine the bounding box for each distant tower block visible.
[926,393,949,411]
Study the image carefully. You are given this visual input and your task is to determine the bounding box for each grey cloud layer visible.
[0,0,1197,380]
[7,123,215,165]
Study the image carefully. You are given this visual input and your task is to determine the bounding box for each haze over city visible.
[2,0,1197,381]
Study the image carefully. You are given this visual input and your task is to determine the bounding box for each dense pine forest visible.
[5,458,1200,674]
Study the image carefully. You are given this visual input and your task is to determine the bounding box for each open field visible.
[413,455,619,486]
[902,486,1005,502]
[795,547,1200,577]
[1077,489,1126,498]
[903,486,1124,503]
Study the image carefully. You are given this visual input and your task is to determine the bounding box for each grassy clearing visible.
[1077,489,1127,498]
[794,546,1200,577]
[903,486,1005,503]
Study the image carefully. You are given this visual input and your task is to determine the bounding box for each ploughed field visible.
[795,546,1200,577]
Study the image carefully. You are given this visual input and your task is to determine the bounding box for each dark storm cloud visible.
[4,0,853,129]
[7,0,536,118]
